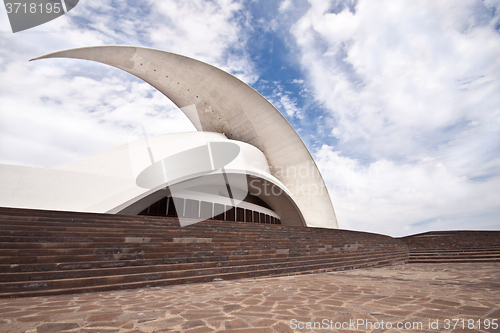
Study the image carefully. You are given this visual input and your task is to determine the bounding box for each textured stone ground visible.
[0,263,498,333]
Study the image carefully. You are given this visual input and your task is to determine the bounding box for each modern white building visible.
[0,46,338,229]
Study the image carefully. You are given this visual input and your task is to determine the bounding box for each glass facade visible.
[139,196,281,224]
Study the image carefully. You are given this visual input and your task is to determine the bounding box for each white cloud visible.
[292,0,500,234]
[279,94,302,118]
[263,81,304,119]
[293,0,500,149]
[0,59,195,167]
[279,0,293,13]
[0,0,255,168]
[145,0,257,82]
[315,145,500,236]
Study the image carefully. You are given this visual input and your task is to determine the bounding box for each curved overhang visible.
[106,132,307,227]
[116,171,306,227]
[32,46,338,229]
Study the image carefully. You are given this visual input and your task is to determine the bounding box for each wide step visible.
[402,231,500,264]
[0,207,409,297]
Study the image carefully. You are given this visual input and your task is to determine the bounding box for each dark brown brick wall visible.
[400,231,500,250]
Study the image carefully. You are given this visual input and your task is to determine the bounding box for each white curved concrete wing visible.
[32,46,338,229]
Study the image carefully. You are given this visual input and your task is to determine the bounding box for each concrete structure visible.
[0,46,338,228]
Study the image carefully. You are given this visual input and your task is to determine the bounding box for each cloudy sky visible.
[1,0,499,237]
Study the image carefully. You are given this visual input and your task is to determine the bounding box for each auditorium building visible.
[0,46,338,229]
[1,46,496,300]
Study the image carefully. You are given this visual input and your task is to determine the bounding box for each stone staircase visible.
[401,231,500,263]
[0,207,408,298]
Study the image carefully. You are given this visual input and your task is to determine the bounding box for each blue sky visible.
[1,0,499,236]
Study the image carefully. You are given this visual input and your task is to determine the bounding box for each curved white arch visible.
[113,131,307,227]
[32,46,338,229]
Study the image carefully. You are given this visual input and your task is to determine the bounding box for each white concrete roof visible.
[1,132,306,226]
[32,46,338,229]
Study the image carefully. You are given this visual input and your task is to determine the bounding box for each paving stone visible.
[85,311,124,322]
[36,323,79,333]
[252,319,277,327]
[272,321,295,333]
[140,317,184,328]
[17,315,49,322]
[242,305,273,313]
[205,317,226,329]
[4,310,43,318]
[115,310,166,322]
[220,328,273,333]
[185,327,214,333]
[222,304,243,313]
[0,263,498,333]
[458,305,491,315]
[122,322,134,329]
[182,319,205,330]
[486,308,500,318]
[88,321,127,328]
[181,312,222,320]
[430,299,461,307]
[225,318,249,329]
[78,305,102,312]
[241,298,261,305]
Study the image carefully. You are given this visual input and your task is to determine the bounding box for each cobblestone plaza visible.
[1,263,498,333]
